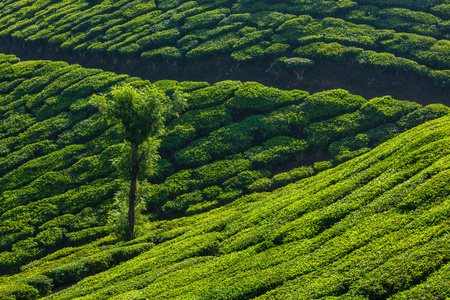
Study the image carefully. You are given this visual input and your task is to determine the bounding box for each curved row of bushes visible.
[1,54,449,291]
[1,0,450,86]
[2,113,450,300]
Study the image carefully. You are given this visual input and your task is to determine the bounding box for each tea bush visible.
[228,81,306,113]
[0,282,39,300]
[397,103,450,129]
[300,89,366,122]
[271,166,314,189]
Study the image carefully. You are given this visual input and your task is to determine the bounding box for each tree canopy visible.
[93,83,179,240]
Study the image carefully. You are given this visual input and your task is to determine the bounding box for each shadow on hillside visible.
[1,36,448,107]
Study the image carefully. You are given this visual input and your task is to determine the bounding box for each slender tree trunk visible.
[127,142,139,240]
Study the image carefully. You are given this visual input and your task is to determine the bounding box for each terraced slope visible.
[1,1,450,299]
[1,0,450,91]
[1,110,450,299]
[2,52,449,284]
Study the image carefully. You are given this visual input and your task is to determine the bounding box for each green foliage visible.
[381,33,437,55]
[256,105,309,140]
[378,7,443,36]
[0,144,85,193]
[357,50,430,77]
[294,42,362,61]
[247,177,271,193]
[0,0,449,86]
[360,95,422,124]
[321,17,395,47]
[1,51,449,298]
[365,123,401,145]
[0,54,20,65]
[137,29,180,48]
[185,80,241,110]
[192,159,252,188]
[201,185,223,201]
[228,81,307,113]
[178,80,210,92]
[18,115,449,299]
[283,57,315,69]
[21,275,53,297]
[92,83,168,167]
[329,133,370,157]
[182,8,230,31]
[35,227,67,248]
[93,83,186,239]
[397,103,450,129]
[431,4,450,18]
[160,125,196,153]
[233,28,272,50]
[141,47,183,62]
[271,166,314,188]
[252,11,296,29]
[231,42,268,62]
[305,96,420,147]
[66,227,108,247]
[162,190,203,215]
[414,40,450,69]
[218,13,251,26]
[222,170,270,193]
[313,160,333,171]
[277,15,324,44]
[186,32,238,58]
[0,283,39,300]
[300,89,367,121]
[252,136,308,169]
[169,105,232,135]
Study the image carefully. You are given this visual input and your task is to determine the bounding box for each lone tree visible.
[283,57,315,80]
[93,83,183,240]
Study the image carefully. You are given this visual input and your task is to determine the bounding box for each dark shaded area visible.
[0,37,448,106]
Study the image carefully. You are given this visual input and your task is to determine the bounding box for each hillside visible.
[0,52,450,298]
[1,106,449,299]
[1,0,450,299]
[0,0,450,104]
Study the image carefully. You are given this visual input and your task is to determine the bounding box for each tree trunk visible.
[127,142,139,240]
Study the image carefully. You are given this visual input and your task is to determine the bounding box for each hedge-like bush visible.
[0,283,39,300]
[222,170,270,193]
[66,227,108,246]
[160,125,197,153]
[182,8,230,31]
[300,89,366,122]
[397,103,450,129]
[277,15,323,44]
[271,166,314,188]
[360,96,422,124]
[35,227,67,248]
[228,82,306,113]
[185,80,241,110]
[21,275,53,297]
[252,136,307,168]
[329,133,370,157]
[141,46,183,62]
[162,190,203,215]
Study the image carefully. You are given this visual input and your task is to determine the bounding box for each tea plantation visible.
[0,52,450,299]
[1,0,450,299]
[1,0,450,87]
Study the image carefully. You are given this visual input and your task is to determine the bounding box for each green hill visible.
[1,0,450,88]
[0,52,450,299]
[1,84,449,298]
[1,0,450,299]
